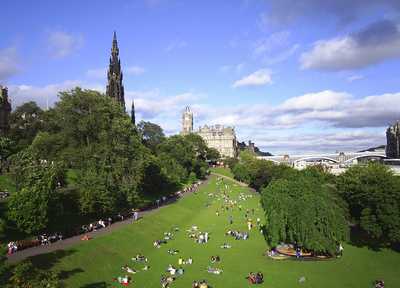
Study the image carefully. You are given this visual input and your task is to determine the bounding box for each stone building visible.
[197,124,238,158]
[386,121,400,158]
[0,86,11,136]
[106,32,127,111]
[181,106,193,135]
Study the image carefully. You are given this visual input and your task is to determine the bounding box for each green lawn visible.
[210,167,234,178]
[30,176,400,288]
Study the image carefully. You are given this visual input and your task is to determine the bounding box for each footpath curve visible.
[6,177,211,264]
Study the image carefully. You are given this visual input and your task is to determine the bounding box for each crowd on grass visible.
[6,181,202,256]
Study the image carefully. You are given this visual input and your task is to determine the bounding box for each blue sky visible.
[1,0,400,154]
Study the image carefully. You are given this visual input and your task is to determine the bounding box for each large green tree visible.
[337,163,400,246]
[137,120,165,152]
[7,153,65,233]
[9,102,43,152]
[261,173,349,254]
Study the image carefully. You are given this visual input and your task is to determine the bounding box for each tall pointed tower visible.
[131,101,136,125]
[0,86,11,136]
[106,31,125,109]
[181,106,193,135]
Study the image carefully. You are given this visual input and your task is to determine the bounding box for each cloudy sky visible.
[1,0,400,154]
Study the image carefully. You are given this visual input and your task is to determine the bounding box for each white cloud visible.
[280,90,350,111]
[232,69,272,88]
[300,20,400,70]
[48,31,84,58]
[0,47,20,80]
[8,80,103,108]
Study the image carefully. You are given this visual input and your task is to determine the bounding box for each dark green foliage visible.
[206,147,220,161]
[337,163,400,246]
[261,174,349,254]
[7,155,65,234]
[9,102,44,152]
[137,120,165,152]
[6,260,61,288]
[231,151,296,190]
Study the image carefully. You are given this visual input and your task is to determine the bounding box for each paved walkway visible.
[6,177,211,264]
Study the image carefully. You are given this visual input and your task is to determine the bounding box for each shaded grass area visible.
[30,176,400,288]
[210,167,234,178]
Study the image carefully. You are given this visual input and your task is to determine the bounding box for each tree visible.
[6,260,61,288]
[206,147,220,161]
[9,102,43,152]
[7,157,65,234]
[261,174,349,254]
[337,163,400,246]
[0,136,14,172]
[137,120,165,152]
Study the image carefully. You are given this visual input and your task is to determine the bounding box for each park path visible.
[6,177,212,264]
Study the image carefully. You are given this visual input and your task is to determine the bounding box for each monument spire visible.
[106,31,125,109]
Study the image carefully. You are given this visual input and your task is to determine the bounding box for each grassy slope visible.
[33,175,400,288]
[210,167,234,178]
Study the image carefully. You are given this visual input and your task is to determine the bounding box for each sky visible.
[1,0,400,155]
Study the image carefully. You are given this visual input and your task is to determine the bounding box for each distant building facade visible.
[197,125,237,158]
[181,106,193,135]
[106,32,126,110]
[386,121,400,158]
[0,86,11,136]
[180,106,237,158]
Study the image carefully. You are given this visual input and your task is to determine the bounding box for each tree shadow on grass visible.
[29,249,84,281]
[349,226,383,251]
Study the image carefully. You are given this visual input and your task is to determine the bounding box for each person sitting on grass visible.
[113,275,130,286]
[247,272,257,284]
[81,235,91,241]
[176,267,185,276]
[199,280,209,288]
[211,255,221,263]
[375,280,385,288]
[122,264,136,274]
[160,275,175,288]
[142,265,150,271]
[166,264,177,275]
[220,243,231,249]
[186,257,193,264]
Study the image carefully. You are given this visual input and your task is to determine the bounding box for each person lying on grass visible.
[207,266,223,274]
[160,275,175,288]
[168,249,179,255]
[164,232,173,240]
[154,239,167,248]
[122,264,136,274]
[193,280,209,288]
[246,272,264,284]
[220,243,231,249]
[132,254,148,262]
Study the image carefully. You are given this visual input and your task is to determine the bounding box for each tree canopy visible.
[336,163,400,246]
[261,173,349,254]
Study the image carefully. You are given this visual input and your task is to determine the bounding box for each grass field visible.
[30,174,400,288]
[210,167,234,178]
